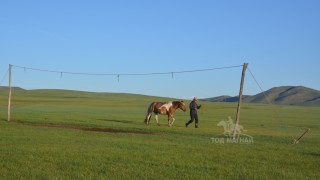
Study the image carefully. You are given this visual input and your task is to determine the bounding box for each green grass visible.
[0,89,319,179]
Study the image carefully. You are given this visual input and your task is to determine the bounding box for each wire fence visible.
[11,64,244,77]
[0,68,9,86]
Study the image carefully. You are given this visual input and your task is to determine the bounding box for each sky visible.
[0,0,319,99]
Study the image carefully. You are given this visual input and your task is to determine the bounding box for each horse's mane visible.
[172,100,184,103]
[172,100,184,108]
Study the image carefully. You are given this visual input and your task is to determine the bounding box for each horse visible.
[144,101,186,127]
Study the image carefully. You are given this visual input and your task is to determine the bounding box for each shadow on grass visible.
[13,121,155,135]
[304,152,320,157]
[96,119,137,124]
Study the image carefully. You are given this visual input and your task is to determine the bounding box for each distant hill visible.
[201,86,320,106]
[0,86,25,91]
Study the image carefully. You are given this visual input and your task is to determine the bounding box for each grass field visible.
[1,89,319,179]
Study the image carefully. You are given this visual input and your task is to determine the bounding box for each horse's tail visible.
[144,102,154,124]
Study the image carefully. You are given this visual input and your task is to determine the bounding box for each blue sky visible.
[0,0,319,99]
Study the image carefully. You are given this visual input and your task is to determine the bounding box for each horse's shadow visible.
[96,119,136,124]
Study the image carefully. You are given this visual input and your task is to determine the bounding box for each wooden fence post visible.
[8,64,12,121]
[232,63,248,139]
[293,128,310,144]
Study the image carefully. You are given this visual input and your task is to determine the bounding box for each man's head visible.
[193,97,198,102]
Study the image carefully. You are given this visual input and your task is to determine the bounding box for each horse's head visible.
[178,100,187,112]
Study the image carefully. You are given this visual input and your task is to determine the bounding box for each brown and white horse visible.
[144,101,186,127]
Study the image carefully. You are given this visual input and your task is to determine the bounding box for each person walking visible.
[185,97,202,128]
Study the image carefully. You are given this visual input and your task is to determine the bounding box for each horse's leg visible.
[155,114,160,126]
[145,103,156,125]
[147,113,152,125]
[144,111,152,125]
[167,114,172,127]
[171,117,175,125]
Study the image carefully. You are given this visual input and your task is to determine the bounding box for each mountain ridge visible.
[201,86,320,106]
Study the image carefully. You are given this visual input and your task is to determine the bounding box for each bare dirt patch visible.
[15,121,155,135]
